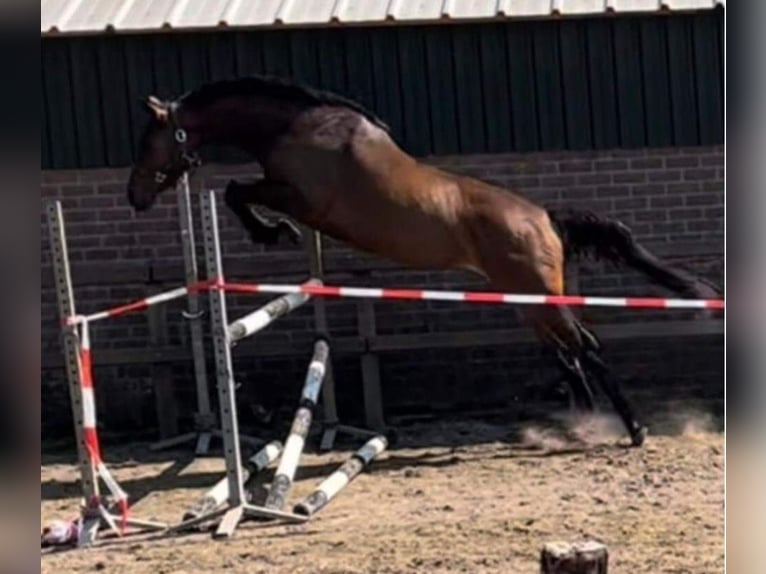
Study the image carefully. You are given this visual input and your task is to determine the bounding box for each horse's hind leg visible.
[528,304,598,415]
[529,305,647,446]
[555,347,596,413]
[578,337,649,447]
[484,256,643,443]
[476,207,646,445]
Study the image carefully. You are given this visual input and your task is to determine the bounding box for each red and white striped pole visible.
[63,279,724,330]
[67,285,197,326]
[78,321,129,533]
[218,282,726,311]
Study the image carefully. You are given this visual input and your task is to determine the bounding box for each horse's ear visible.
[144,95,169,122]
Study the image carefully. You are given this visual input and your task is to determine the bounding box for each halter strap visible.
[151,105,202,184]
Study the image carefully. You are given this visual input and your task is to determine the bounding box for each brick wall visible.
[40,146,724,443]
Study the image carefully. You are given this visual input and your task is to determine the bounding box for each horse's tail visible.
[548,209,721,301]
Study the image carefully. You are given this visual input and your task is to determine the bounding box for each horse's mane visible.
[178,75,390,132]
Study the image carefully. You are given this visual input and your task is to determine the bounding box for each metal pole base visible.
[75,503,168,547]
[168,502,307,539]
[77,517,101,547]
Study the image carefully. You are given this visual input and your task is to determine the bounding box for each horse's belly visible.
[320,205,470,270]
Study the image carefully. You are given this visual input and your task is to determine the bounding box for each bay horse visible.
[127,75,720,447]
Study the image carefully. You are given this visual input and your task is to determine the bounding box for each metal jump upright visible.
[149,173,216,455]
[149,174,259,455]
[169,190,309,538]
[46,201,167,546]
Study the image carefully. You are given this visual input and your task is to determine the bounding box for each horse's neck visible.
[191,95,300,159]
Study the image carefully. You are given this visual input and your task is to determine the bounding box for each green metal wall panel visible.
[452,27,486,154]
[424,26,459,155]
[667,17,699,145]
[585,20,620,149]
[150,35,183,102]
[123,35,158,154]
[96,37,133,165]
[179,34,211,93]
[559,20,593,150]
[693,12,724,145]
[316,29,347,94]
[396,27,431,156]
[533,22,566,150]
[68,38,107,168]
[289,30,320,86]
[369,33,403,139]
[506,25,539,152]
[41,11,725,170]
[234,32,264,77]
[478,25,512,153]
[42,75,51,168]
[613,19,646,148]
[343,29,376,113]
[208,33,238,82]
[640,18,673,147]
[261,30,291,78]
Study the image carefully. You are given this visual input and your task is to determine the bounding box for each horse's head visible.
[127,96,202,211]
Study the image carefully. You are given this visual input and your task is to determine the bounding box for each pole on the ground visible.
[264,339,329,510]
[294,435,387,517]
[182,440,282,523]
[540,541,608,574]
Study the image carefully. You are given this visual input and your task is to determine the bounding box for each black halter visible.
[151,105,202,185]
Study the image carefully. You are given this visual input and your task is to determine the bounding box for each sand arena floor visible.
[42,411,723,574]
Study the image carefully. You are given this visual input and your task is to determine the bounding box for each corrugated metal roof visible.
[41,0,725,36]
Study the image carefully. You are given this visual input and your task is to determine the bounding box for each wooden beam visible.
[367,319,723,352]
[41,337,365,370]
[358,299,386,430]
[42,319,721,371]
[148,295,177,439]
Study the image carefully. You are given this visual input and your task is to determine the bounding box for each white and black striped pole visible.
[227,280,319,343]
[264,339,329,510]
[294,435,388,517]
[182,441,283,523]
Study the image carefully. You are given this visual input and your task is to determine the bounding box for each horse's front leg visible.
[224,179,304,245]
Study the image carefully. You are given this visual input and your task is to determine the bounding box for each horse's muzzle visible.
[127,188,154,212]
[126,173,159,212]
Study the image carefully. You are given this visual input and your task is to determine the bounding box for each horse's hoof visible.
[630,425,648,447]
